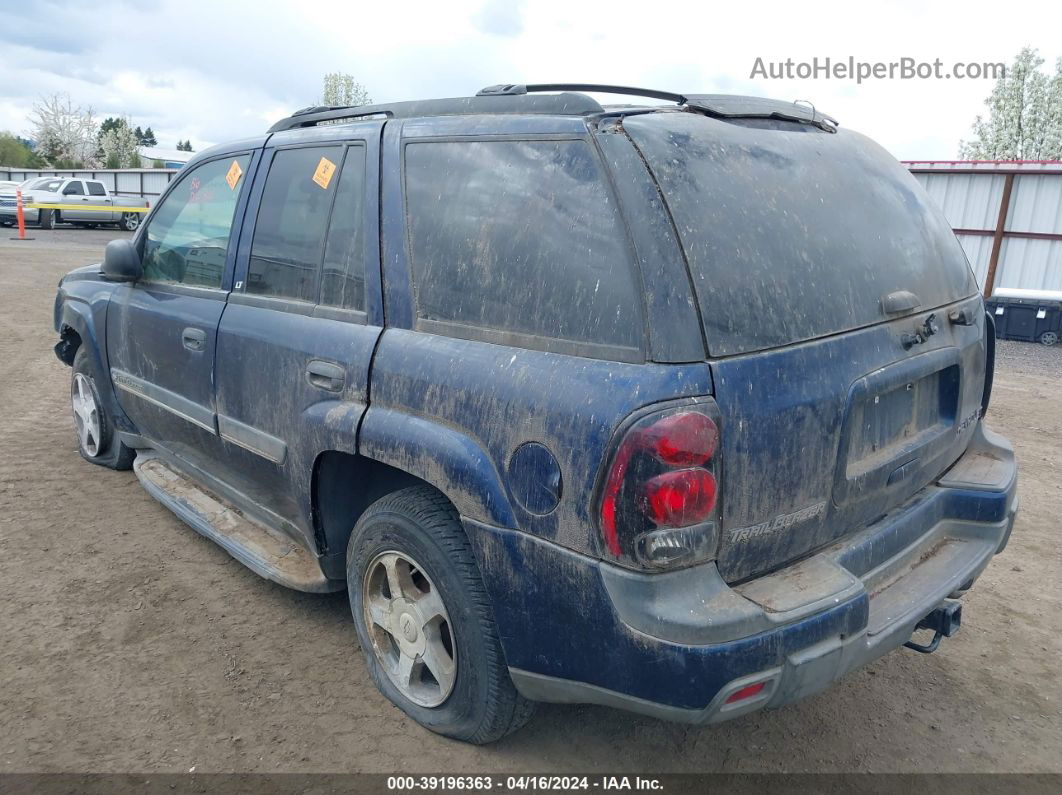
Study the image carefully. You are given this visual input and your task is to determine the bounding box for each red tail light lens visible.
[643,468,718,527]
[643,412,718,466]
[597,403,722,570]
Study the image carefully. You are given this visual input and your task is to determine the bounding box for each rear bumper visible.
[467,421,1017,724]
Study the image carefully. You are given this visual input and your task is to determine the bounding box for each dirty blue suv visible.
[53,84,1018,744]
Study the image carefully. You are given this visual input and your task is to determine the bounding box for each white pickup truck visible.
[0,177,149,232]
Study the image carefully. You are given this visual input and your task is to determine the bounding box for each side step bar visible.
[133,453,341,593]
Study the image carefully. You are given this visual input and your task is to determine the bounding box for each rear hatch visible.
[624,111,986,582]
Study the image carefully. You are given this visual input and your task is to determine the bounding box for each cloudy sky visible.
[1,0,1060,159]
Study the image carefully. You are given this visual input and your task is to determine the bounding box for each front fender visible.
[55,283,137,434]
[358,407,517,528]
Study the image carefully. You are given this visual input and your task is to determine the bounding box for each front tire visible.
[39,209,53,229]
[71,348,136,470]
[347,486,535,744]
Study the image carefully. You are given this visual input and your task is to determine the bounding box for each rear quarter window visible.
[403,138,643,358]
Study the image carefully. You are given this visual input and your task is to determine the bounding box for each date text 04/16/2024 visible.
[386,776,664,791]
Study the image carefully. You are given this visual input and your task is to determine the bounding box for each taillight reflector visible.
[725,681,767,704]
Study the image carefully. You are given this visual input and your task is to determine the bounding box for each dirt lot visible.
[1,228,1060,774]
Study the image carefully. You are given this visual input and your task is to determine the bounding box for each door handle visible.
[306,360,345,391]
[182,327,207,351]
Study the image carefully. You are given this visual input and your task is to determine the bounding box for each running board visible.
[133,453,340,593]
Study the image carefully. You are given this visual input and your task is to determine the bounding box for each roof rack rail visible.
[477,83,687,103]
[267,92,604,133]
[267,85,838,133]
[477,84,838,131]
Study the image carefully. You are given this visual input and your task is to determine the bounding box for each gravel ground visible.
[0,228,1060,774]
[995,339,1062,379]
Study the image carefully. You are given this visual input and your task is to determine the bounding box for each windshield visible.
[623,112,978,356]
[23,178,63,192]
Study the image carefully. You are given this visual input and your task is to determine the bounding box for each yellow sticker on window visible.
[312,156,337,190]
[225,160,243,190]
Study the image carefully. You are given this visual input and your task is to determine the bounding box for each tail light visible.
[597,401,721,570]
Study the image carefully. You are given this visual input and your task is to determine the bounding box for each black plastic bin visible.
[986,289,1062,346]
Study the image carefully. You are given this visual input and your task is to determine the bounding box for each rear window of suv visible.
[623,112,978,356]
[403,138,643,359]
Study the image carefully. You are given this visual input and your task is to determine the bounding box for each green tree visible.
[321,72,371,107]
[141,127,157,147]
[960,47,1062,159]
[0,132,45,167]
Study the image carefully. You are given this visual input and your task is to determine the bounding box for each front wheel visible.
[71,348,136,470]
[347,486,535,744]
[39,209,53,229]
[119,212,140,232]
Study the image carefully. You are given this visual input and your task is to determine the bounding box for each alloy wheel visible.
[362,550,457,707]
[71,373,102,457]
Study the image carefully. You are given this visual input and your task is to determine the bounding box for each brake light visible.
[643,469,717,526]
[597,404,721,570]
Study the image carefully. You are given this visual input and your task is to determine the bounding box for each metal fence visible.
[906,161,1062,296]
[0,167,178,199]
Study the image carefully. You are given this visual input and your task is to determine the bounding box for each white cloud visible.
[0,0,1060,158]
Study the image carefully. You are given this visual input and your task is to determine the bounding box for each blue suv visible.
[53,85,1018,743]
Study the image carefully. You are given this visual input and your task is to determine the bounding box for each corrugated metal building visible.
[0,167,178,199]
[906,161,1062,296]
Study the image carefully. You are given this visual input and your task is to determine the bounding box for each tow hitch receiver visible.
[904,600,962,654]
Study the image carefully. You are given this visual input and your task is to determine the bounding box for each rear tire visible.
[71,347,136,470]
[347,486,535,744]
[1040,331,1058,346]
[39,209,53,230]
[119,212,140,232]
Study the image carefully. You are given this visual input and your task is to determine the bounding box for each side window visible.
[87,182,106,196]
[404,139,641,352]
[141,155,251,288]
[320,145,366,311]
[247,146,342,302]
[63,181,85,196]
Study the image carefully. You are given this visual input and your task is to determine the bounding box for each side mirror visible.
[102,238,143,282]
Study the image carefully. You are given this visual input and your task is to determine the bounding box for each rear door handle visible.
[182,327,207,351]
[306,360,345,391]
